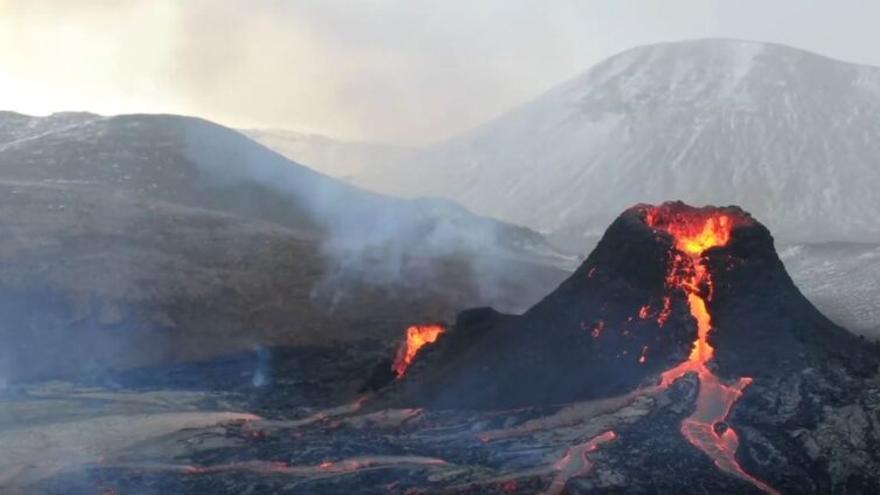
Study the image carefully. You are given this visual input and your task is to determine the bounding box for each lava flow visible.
[646,205,778,494]
[393,324,447,377]
[543,430,618,495]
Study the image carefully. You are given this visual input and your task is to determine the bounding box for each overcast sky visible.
[1,0,878,144]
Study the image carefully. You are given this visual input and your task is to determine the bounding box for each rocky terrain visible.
[4,343,877,494]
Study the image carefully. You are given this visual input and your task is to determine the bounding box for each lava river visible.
[647,207,779,494]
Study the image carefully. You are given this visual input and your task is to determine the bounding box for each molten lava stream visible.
[543,431,617,495]
[649,210,778,495]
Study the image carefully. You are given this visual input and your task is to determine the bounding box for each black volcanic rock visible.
[383,205,683,409]
[707,221,878,379]
[384,202,880,410]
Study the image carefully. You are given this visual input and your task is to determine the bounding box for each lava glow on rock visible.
[393,324,447,377]
[645,204,778,494]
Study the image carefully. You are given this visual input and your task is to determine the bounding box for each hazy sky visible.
[1,0,879,144]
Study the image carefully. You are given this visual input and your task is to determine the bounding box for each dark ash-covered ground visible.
[3,343,876,495]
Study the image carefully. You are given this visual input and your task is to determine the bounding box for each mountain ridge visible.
[250,38,880,244]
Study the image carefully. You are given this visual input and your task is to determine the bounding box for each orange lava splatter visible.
[393,324,447,377]
[591,320,605,339]
[657,296,673,327]
[646,206,778,494]
[638,304,652,320]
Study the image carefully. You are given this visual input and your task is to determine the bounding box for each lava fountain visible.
[646,204,778,494]
[393,324,447,377]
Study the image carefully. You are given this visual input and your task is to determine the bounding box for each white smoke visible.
[180,118,558,311]
[251,345,272,388]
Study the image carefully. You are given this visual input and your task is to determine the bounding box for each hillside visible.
[0,112,568,382]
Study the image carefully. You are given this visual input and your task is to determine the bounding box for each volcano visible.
[371,201,879,492]
[385,202,873,407]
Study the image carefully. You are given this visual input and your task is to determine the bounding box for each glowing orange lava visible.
[646,206,778,495]
[543,430,618,495]
[393,324,447,377]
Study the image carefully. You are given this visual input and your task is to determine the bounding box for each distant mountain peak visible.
[245,39,880,245]
[365,38,880,245]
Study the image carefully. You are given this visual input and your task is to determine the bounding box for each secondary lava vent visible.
[393,324,447,378]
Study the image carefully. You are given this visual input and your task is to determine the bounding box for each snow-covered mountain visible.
[257,39,880,245]
[417,38,880,243]
[779,242,880,337]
